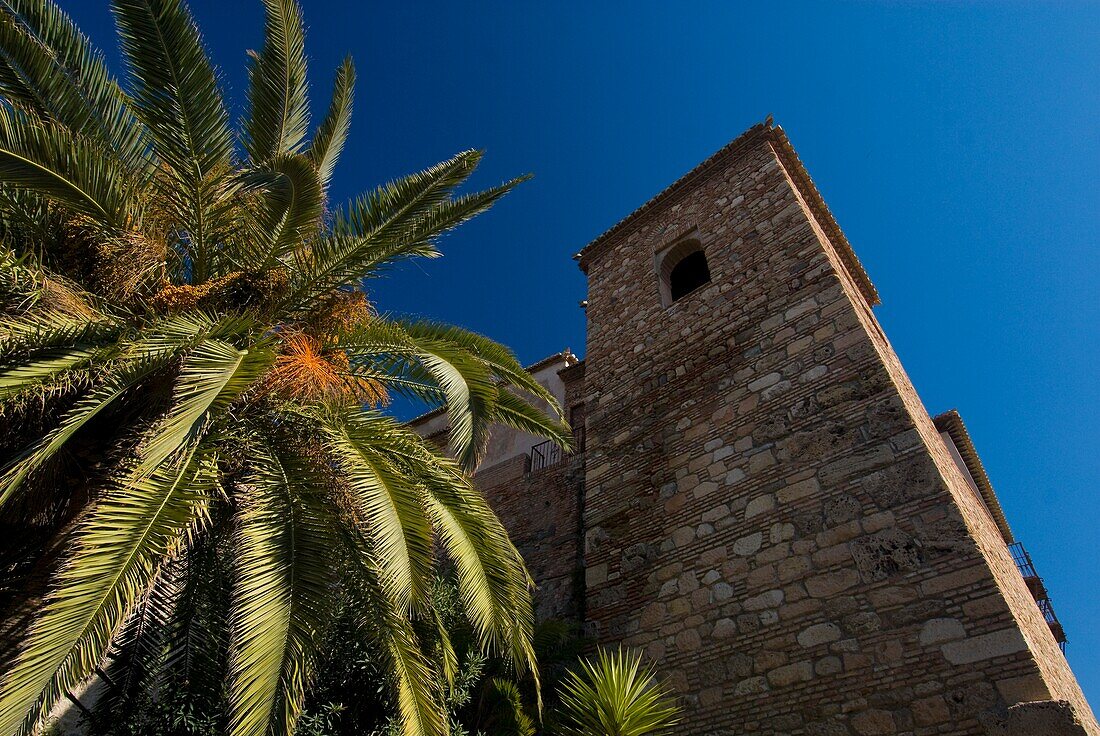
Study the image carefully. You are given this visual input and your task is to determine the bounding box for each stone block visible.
[733,532,764,556]
[941,628,1028,665]
[745,493,776,519]
[851,708,896,735]
[918,617,966,646]
[743,589,784,611]
[798,622,842,647]
[806,568,859,598]
[767,661,813,688]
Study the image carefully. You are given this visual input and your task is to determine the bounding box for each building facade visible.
[412,122,1097,736]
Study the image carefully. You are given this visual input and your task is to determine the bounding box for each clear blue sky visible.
[63,0,1100,703]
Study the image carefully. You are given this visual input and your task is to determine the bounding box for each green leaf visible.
[341,317,568,472]
[556,648,680,736]
[0,356,167,507]
[399,320,564,418]
[281,151,486,312]
[0,104,134,229]
[136,338,274,478]
[224,436,337,736]
[243,153,323,268]
[244,0,310,163]
[111,0,234,281]
[491,388,572,451]
[411,450,536,677]
[0,0,149,168]
[307,56,354,190]
[341,539,447,736]
[0,442,217,736]
[319,409,436,611]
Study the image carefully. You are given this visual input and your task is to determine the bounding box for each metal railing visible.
[530,439,564,473]
[1008,541,1066,652]
[529,425,586,474]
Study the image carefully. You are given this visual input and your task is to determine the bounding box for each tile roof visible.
[934,409,1014,544]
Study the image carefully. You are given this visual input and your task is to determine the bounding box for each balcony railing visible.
[529,425,586,474]
[1009,541,1066,652]
[530,439,564,473]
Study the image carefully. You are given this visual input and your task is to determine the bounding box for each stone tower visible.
[413,121,1098,735]
[573,122,1097,735]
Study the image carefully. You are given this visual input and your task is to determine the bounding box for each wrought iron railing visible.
[1008,541,1066,652]
[528,425,586,474]
[529,439,563,473]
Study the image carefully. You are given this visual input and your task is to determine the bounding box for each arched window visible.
[669,250,711,301]
[657,238,711,306]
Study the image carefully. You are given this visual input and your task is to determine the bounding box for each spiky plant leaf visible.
[556,648,680,736]
[0,4,566,736]
[0,442,217,736]
[224,437,336,736]
[0,0,148,167]
[318,409,436,612]
[244,0,309,162]
[0,105,134,229]
[308,56,354,190]
[112,0,234,281]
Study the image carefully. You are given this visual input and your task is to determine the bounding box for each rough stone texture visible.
[427,123,1098,736]
[992,700,1091,736]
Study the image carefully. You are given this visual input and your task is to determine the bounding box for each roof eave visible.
[934,409,1015,544]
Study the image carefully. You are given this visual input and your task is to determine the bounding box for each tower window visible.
[657,237,711,306]
[669,250,711,301]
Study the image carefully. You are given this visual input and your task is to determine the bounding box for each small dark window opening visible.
[669,250,711,301]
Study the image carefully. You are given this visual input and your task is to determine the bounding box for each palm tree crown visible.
[0,1,570,735]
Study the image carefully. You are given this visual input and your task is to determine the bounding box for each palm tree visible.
[0,1,570,735]
[554,649,679,736]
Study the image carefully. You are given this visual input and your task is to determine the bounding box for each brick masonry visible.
[424,122,1098,735]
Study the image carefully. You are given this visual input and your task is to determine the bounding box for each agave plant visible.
[555,648,679,736]
[0,1,570,735]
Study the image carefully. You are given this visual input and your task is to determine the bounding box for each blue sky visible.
[63,0,1100,703]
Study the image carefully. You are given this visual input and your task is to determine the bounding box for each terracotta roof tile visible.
[934,409,1014,543]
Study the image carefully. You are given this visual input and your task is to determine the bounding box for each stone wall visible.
[474,450,585,622]
[572,124,1098,735]
[465,361,588,622]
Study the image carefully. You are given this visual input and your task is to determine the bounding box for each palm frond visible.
[0,104,135,230]
[398,320,564,418]
[158,521,232,702]
[243,153,322,268]
[111,0,234,281]
[135,337,274,477]
[318,408,436,611]
[0,0,148,167]
[342,544,447,736]
[127,310,261,357]
[411,451,536,678]
[342,317,568,471]
[243,0,309,163]
[491,389,571,450]
[0,442,217,736]
[0,309,116,366]
[224,435,337,736]
[478,678,535,736]
[280,151,486,312]
[307,56,354,190]
[0,355,167,507]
